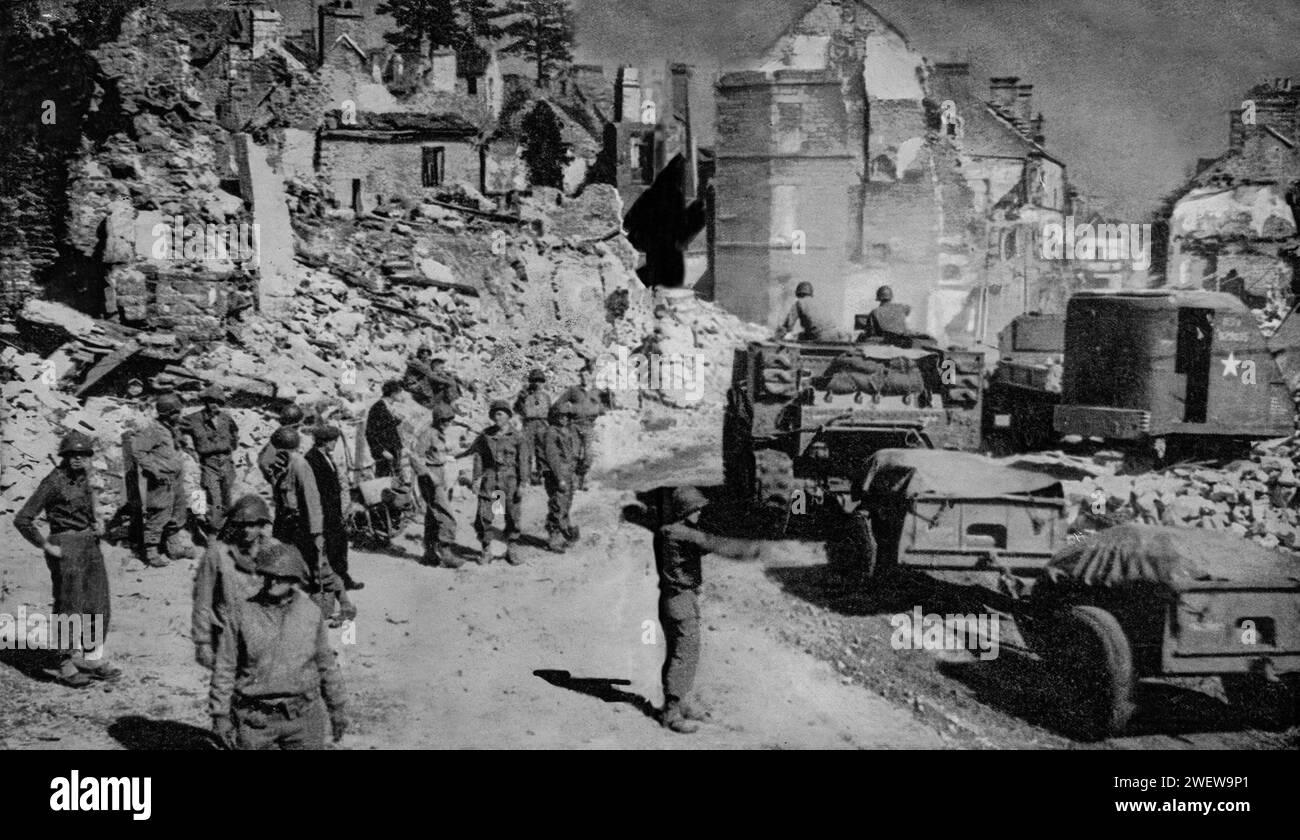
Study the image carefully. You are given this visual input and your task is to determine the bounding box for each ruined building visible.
[1165,78,1300,304]
[710,0,1073,345]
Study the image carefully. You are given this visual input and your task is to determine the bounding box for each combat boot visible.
[505,542,522,566]
[564,525,581,546]
[478,544,492,565]
[144,548,171,568]
[660,703,700,734]
[547,532,566,554]
[575,474,587,491]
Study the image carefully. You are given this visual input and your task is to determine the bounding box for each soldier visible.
[365,381,405,479]
[858,285,912,344]
[267,427,355,621]
[403,347,438,409]
[13,431,121,688]
[209,542,349,751]
[179,384,240,534]
[654,486,711,734]
[130,393,194,567]
[539,401,580,553]
[774,281,841,342]
[427,356,462,412]
[557,365,606,491]
[466,400,526,566]
[258,404,304,485]
[515,369,550,485]
[192,494,272,670]
[410,403,459,568]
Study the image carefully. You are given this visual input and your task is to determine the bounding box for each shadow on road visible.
[533,669,657,719]
[109,715,222,750]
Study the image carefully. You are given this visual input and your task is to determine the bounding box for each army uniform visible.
[257,405,304,486]
[539,406,580,552]
[469,401,526,565]
[192,495,273,669]
[411,410,459,567]
[654,486,710,734]
[13,432,118,686]
[515,372,551,485]
[131,399,191,565]
[180,394,240,532]
[557,384,604,490]
[210,544,348,750]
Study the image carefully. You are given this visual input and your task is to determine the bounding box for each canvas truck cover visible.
[863,448,1065,499]
[1040,523,1300,596]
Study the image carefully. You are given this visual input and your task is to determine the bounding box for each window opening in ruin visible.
[635,133,655,185]
[467,76,478,95]
[351,179,363,213]
[423,146,446,187]
[1176,307,1213,423]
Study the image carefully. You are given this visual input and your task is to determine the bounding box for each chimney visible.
[249,9,282,59]
[615,65,641,123]
[1014,83,1034,135]
[1031,113,1046,145]
[318,1,363,63]
[988,76,1019,112]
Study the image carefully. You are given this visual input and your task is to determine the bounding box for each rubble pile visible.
[1064,440,1300,552]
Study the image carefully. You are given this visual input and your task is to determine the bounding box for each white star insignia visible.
[1221,351,1240,377]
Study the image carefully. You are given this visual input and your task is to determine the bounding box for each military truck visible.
[1053,290,1293,460]
[722,332,985,535]
[983,312,1065,454]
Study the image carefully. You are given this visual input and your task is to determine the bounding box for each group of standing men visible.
[365,355,608,567]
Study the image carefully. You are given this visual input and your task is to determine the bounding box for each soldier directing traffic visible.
[13,432,121,688]
[209,542,348,750]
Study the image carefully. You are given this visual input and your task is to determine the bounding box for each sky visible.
[157,0,1300,220]
[569,0,1300,220]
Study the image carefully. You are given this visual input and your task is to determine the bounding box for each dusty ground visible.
[1,436,1296,750]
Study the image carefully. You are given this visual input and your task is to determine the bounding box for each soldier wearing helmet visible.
[209,542,349,750]
[653,485,712,734]
[514,369,551,485]
[773,280,845,342]
[128,393,195,567]
[539,401,580,552]
[411,402,460,567]
[179,384,241,533]
[857,284,913,345]
[556,363,609,492]
[192,494,274,669]
[465,399,526,565]
[258,403,305,486]
[14,431,121,687]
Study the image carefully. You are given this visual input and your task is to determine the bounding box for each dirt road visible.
[1,451,1294,750]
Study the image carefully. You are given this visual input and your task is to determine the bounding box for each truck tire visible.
[1047,605,1135,740]
[753,449,794,539]
[722,390,755,500]
[1222,673,1298,729]
[828,508,881,579]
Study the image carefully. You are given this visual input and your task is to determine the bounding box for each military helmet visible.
[278,404,305,425]
[488,399,513,417]
[271,426,300,451]
[795,281,814,298]
[876,285,894,303]
[200,383,227,403]
[254,542,310,585]
[665,486,709,523]
[549,401,576,420]
[528,368,546,384]
[226,494,272,525]
[155,393,183,416]
[58,430,95,456]
[429,403,456,423]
